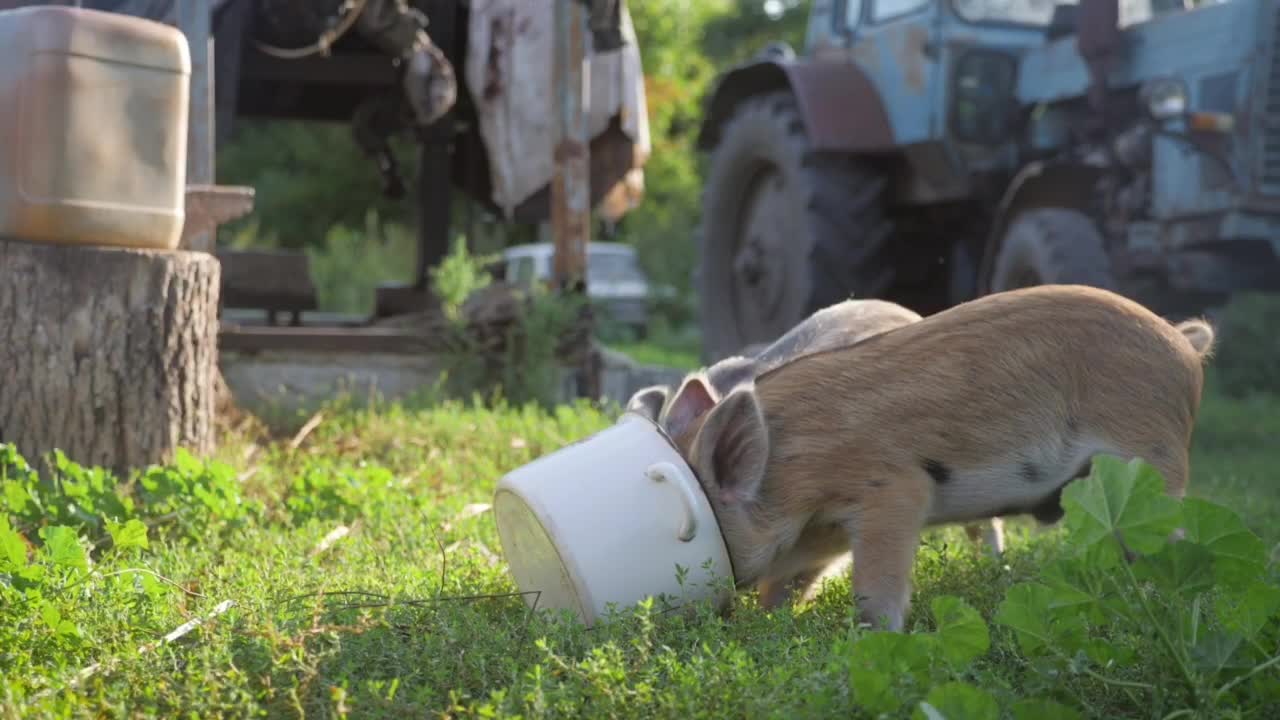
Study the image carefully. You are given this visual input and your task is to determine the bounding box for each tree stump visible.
[0,239,221,477]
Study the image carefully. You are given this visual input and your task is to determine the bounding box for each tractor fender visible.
[695,57,896,154]
[976,159,1107,294]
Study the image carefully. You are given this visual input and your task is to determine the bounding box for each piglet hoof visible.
[756,579,789,612]
[855,608,905,633]
[714,598,738,621]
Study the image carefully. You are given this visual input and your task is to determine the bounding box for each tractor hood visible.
[1016,1,1263,107]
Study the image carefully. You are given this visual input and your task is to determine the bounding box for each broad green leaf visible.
[913,683,998,720]
[1191,629,1251,675]
[40,525,88,574]
[39,600,61,630]
[1133,541,1216,598]
[17,563,46,586]
[37,599,79,638]
[3,480,31,514]
[995,583,1085,656]
[1083,637,1135,668]
[849,667,899,715]
[1180,499,1267,588]
[1062,456,1181,564]
[1038,559,1109,624]
[1010,699,1084,720]
[932,596,990,667]
[0,443,30,471]
[853,631,936,676]
[847,631,935,714]
[0,516,27,570]
[107,518,150,551]
[1219,580,1280,641]
[995,583,1055,655]
[37,599,81,639]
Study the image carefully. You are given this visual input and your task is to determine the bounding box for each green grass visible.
[607,330,703,371]
[608,341,701,370]
[3,376,1279,719]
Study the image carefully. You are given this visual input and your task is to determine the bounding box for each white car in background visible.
[501,242,654,336]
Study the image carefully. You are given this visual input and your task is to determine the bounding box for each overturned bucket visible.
[493,412,735,627]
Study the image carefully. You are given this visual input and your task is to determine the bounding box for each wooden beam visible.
[551,0,601,400]
[551,0,591,291]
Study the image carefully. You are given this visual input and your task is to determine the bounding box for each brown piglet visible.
[660,284,1215,631]
[627,297,1014,558]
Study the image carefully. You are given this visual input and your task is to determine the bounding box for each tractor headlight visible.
[1140,78,1188,120]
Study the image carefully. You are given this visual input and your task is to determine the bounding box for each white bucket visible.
[493,412,735,627]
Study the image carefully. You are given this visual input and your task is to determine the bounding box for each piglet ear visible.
[661,373,719,438]
[704,355,757,397]
[625,385,670,421]
[690,385,769,505]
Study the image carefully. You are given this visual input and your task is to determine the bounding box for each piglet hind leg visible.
[756,557,850,611]
[795,556,853,605]
[963,518,1006,559]
[756,578,789,611]
[982,517,1006,557]
[845,474,931,632]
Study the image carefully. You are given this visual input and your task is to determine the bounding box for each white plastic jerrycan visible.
[493,411,735,627]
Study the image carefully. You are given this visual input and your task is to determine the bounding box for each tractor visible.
[694,0,1280,363]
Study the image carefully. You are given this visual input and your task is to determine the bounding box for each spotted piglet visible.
[660,285,1215,631]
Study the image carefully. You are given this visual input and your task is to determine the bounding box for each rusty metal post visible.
[551,0,599,400]
[552,0,590,290]
[175,0,215,253]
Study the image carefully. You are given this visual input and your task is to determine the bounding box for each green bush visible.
[216,119,411,249]
[221,210,419,316]
[1209,293,1280,399]
[430,237,498,321]
[427,240,585,410]
[307,214,420,315]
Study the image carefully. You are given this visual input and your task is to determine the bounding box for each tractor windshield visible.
[951,0,1162,28]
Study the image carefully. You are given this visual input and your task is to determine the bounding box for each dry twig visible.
[287,412,325,451]
[35,599,236,699]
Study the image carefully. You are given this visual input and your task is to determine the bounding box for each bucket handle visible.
[645,462,700,542]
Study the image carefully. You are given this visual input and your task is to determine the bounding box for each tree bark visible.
[0,239,221,477]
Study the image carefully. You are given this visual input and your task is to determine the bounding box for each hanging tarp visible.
[463,0,650,221]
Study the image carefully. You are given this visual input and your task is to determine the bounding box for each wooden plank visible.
[217,249,318,316]
[184,185,255,244]
[219,325,433,355]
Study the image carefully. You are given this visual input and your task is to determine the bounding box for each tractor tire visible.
[990,208,1117,293]
[696,91,894,364]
